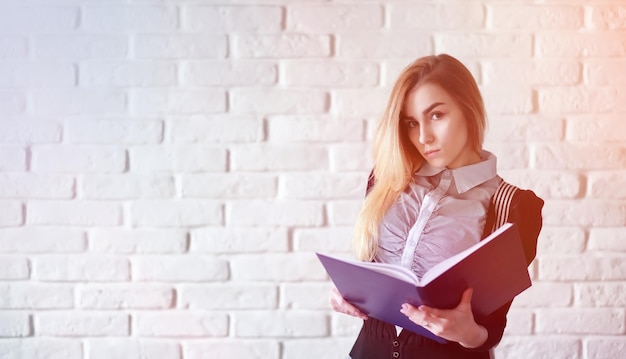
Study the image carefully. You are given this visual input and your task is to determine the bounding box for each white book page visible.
[352,259,419,285]
[420,223,513,285]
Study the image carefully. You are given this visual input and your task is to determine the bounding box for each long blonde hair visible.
[353,54,487,261]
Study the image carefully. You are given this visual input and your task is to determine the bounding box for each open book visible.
[317,223,531,343]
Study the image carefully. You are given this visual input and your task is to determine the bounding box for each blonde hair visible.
[353,54,487,261]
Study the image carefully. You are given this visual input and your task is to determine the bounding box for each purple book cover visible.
[317,223,531,343]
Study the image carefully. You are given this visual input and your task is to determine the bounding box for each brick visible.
[589,171,626,199]
[0,227,86,253]
[283,61,378,88]
[539,87,626,114]
[586,338,626,359]
[33,255,130,282]
[233,34,330,58]
[130,200,223,227]
[435,33,532,57]
[332,89,390,117]
[539,255,626,281]
[77,284,174,309]
[0,338,82,359]
[189,227,289,253]
[80,61,177,87]
[503,308,533,335]
[90,228,187,254]
[576,283,626,307]
[589,6,626,29]
[478,144,529,170]
[327,200,362,226]
[129,145,226,172]
[0,151,25,175]
[35,312,129,336]
[0,312,30,337]
[537,33,626,58]
[537,144,626,170]
[480,86,534,115]
[184,341,279,359]
[31,146,126,174]
[589,227,626,251]
[131,89,226,115]
[168,115,263,143]
[181,173,277,198]
[81,174,175,200]
[287,4,383,32]
[231,88,328,114]
[0,6,78,32]
[497,170,582,199]
[134,312,228,337]
[179,284,278,310]
[339,33,431,59]
[230,144,328,172]
[331,313,363,337]
[0,37,28,59]
[66,119,162,144]
[0,63,75,87]
[494,337,581,359]
[567,116,626,142]
[27,201,123,226]
[0,121,61,144]
[280,283,332,310]
[586,59,626,85]
[0,201,23,226]
[230,253,326,281]
[87,340,181,359]
[293,227,353,253]
[535,227,586,254]
[0,92,26,115]
[0,283,74,309]
[0,257,30,280]
[514,282,572,307]
[132,255,228,282]
[279,173,366,200]
[134,34,227,59]
[329,144,373,172]
[489,5,582,29]
[536,308,625,334]
[181,60,276,86]
[483,60,581,86]
[543,200,626,227]
[389,3,483,29]
[34,35,128,59]
[183,6,282,32]
[82,5,177,32]
[267,116,364,142]
[282,338,358,359]
[227,200,324,227]
[234,311,328,337]
[32,89,126,115]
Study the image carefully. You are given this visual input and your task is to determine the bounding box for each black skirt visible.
[349,318,492,359]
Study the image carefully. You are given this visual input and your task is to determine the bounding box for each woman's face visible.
[401,82,480,169]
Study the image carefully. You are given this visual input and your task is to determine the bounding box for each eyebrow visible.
[421,102,445,116]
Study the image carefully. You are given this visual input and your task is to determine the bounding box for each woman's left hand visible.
[400,288,488,348]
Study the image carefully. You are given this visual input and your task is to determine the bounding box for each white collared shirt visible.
[375,151,502,280]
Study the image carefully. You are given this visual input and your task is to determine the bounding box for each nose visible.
[418,125,433,145]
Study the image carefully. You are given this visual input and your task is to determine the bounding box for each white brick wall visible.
[0,0,625,358]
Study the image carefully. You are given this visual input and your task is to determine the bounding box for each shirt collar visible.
[415,150,498,193]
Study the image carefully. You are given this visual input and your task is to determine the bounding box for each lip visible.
[423,149,440,157]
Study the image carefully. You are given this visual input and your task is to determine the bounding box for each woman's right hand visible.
[329,286,368,320]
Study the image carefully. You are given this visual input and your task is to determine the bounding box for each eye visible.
[430,112,444,120]
[406,120,419,128]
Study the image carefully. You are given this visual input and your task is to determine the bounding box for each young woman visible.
[330,54,544,358]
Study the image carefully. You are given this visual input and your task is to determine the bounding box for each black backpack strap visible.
[489,181,519,234]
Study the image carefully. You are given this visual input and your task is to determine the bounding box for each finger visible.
[460,288,473,305]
